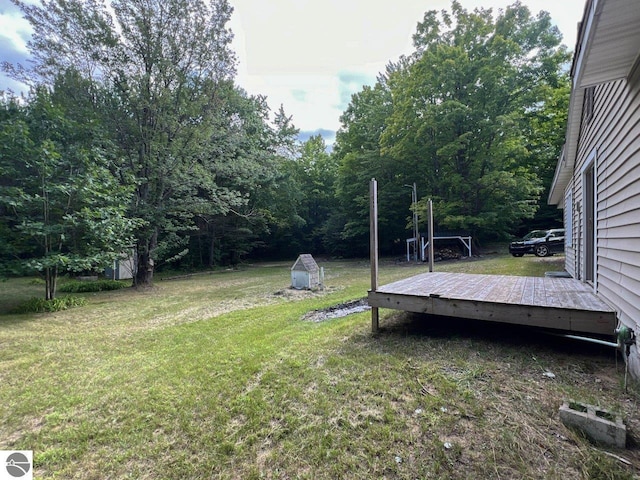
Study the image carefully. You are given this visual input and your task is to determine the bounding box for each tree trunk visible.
[45,268,53,300]
[45,268,52,300]
[44,265,58,300]
[135,229,158,286]
[208,225,216,268]
[135,251,154,286]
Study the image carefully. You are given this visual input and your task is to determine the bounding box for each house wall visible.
[566,65,640,374]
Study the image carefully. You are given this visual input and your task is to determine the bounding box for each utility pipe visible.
[546,326,635,349]
[550,333,619,348]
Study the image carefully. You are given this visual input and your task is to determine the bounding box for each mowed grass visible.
[1,254,640,479]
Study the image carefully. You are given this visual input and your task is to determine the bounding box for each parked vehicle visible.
[509,229,565,257]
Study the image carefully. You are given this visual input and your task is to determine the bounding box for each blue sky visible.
[1,0,584,144]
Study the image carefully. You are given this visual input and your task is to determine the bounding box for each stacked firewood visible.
[434,247,462,261]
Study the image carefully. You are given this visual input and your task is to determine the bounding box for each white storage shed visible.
[105,252,135,280]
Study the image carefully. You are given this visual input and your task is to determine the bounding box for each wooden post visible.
[428,198,434,273]
[412,182,418,262]
[370,178,379,333]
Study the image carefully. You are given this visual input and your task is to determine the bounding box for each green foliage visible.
[178,96,299,268]
[517,76,571,234]
[6,0,311,276]
[58,280,129,293]
[331,2,570,254]
[385,2,569,239]
[330,79,398,256]
[8,0,278,282]
[264,134,339,256]
[0,87,138,299]
[12,295,87,314]
[2,0,574,268]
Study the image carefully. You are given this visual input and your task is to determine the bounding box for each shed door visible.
[292,271,308,289]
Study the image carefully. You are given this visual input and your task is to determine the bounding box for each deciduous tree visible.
[0,87,136,299]
[7,0,240,285]
[382,1,569,240]
[332,1,570,255]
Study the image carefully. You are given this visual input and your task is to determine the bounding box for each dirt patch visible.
[274,288,320,299]
[301,298,370,322]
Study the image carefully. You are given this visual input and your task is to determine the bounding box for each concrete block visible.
[559,401,626,448]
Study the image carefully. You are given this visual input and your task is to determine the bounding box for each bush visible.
[58,279,129,293]
[12,296,88,313]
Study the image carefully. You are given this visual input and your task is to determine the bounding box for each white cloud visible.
[229,0,426,133]
[240,72,342,127]
[0,0,31,49]
[230,0,584,136]
[0,0,33,93]
[230,0,426,75]
[0,0,584,136]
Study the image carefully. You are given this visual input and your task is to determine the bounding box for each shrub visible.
[12,296,88,314]
[58,280,129,293]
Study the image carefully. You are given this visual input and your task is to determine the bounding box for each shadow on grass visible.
[374,311,621,364]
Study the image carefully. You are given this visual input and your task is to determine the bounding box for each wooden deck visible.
[368,272,617,335]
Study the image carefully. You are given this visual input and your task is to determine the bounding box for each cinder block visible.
[559,401,626,448]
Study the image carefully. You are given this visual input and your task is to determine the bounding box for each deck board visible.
[368,272,617,335]
[506,276,527,304]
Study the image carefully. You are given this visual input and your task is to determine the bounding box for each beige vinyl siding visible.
[599,257,640,288]
[572,71,640,330]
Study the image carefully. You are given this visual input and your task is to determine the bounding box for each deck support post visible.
[370,178,379,333]
[427,198,434,272]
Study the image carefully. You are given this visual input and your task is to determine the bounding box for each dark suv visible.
[509,229,565,257]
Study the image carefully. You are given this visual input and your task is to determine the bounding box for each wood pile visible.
[434,247,462,261]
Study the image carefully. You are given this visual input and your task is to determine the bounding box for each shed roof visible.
[292,254,319,272]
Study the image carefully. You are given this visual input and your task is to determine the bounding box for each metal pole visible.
[404,183,418,262]
[370,178,379,333]
[413,182,418,262]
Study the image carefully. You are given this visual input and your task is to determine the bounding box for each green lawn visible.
[1,254,638,479]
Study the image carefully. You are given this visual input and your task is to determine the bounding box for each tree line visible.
[1,0,569,298]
